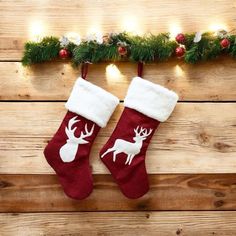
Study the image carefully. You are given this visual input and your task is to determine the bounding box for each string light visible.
[23,23,236,66]
[121,16,143,35]
[87,26,103,42]
[65,32,81,45]
[29,20,44,42]
[169,23,182,40]
[209,23,228,32]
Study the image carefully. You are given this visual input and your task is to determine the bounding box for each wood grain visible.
[1,0,236,233]
[0,174,236,212]
[1,0,236,60]
[1,102,236,174]
[1,60,236,101]
[1,211,236,236]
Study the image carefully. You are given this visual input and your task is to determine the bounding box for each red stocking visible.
[44,77,119,199]
[100,77,178,199]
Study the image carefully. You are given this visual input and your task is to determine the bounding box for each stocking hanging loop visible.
[81,63,89,80]
[137,61,144,78]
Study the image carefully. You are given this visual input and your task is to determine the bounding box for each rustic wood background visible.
[1,0,236,235]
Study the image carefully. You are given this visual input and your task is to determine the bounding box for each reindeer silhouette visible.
[101,126,152,165]
[59,116,94,162]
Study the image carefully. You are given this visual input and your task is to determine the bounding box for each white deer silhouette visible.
[101,126,152,165]
[59,116,94,163]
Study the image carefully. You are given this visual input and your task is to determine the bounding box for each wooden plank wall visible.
[0,0,236,235]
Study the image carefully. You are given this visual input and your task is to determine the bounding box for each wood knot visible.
[215,192,225,197]
[97,232,106,236]
[13,40,18,46]
[18,94,30,98]
[209,95,219,100]
[145,213,150,219]
[198,132,210,145]
[176,228,182,235]
[0,180,13,188]
[165,77,174,84]
[214,200,224,208]
[214,142,231,152]
[137,202,148,210]
[166,138,176,144]
[11,213,19,216]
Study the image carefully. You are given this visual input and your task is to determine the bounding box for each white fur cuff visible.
[124,77,178,122]
[65,77,119,128]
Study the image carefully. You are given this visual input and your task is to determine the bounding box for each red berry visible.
[118,46,127,56]
[175,46,185,57]
[175,33,185,44]
[220,38,230,48]
[59,48,70,59]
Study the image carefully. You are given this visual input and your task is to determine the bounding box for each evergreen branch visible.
[229,35,236,58]
[21,31,236,66]
[185,33,222,63]
[22,37,61,65]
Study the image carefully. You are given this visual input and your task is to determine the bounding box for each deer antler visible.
[80,123,95,139]
[134,126,146,135]
[65,116,80,139]
[141,128,153,137]
[134,126,152,137]
[134,126,140,135]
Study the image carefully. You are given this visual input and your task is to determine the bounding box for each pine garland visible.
[22,37,61,66]
[21,31,236,66]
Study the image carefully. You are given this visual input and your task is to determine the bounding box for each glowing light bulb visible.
[106,64,122,80]
[29,21,44,42]
[209,23,228,32]
[169,23,182,40]
[87,26,103,43]
[65,32,81,45]
[174,65,185,77]
[121,16,143,35]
